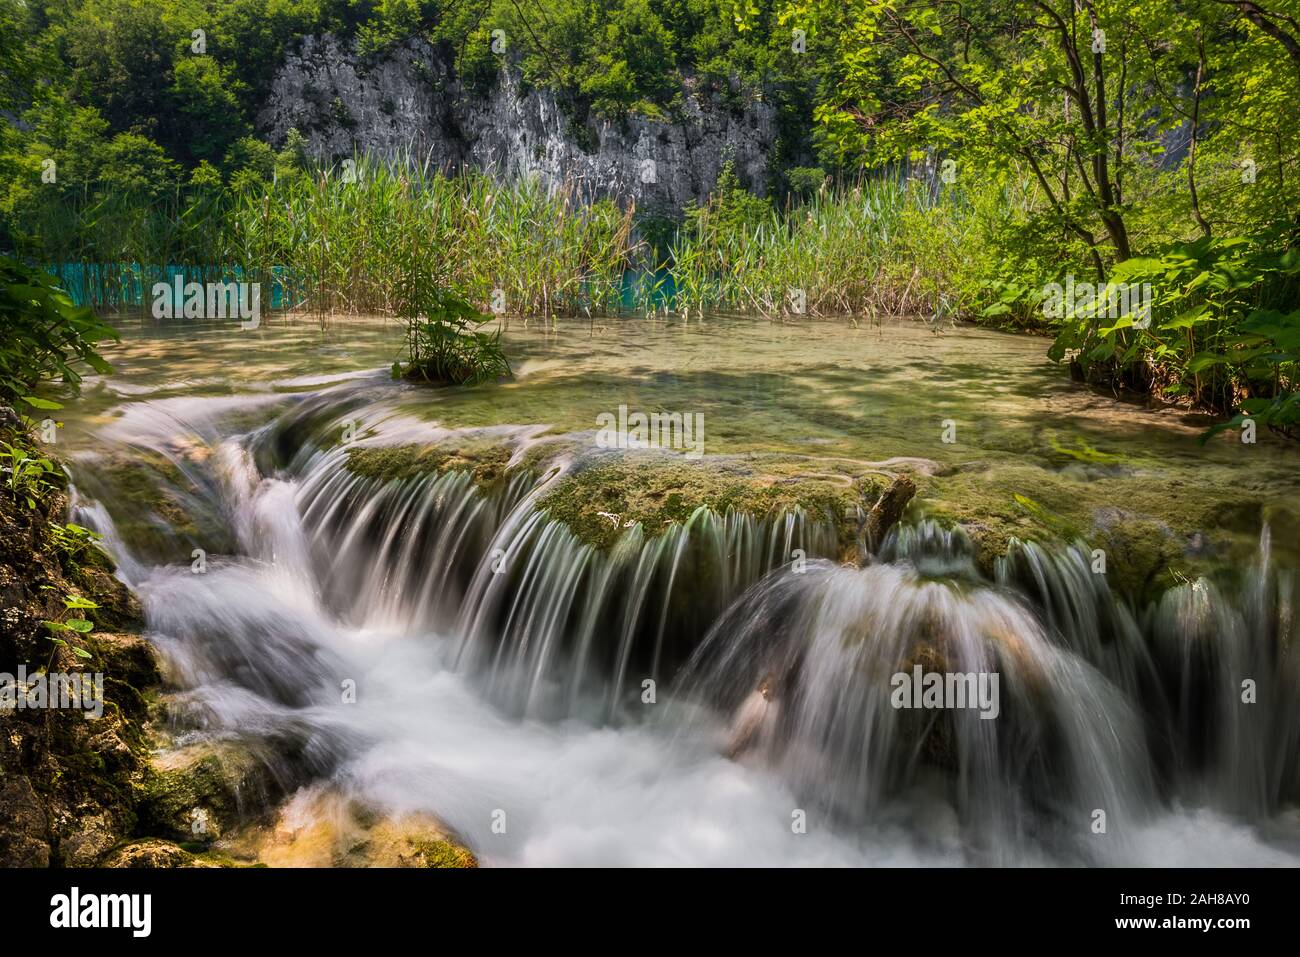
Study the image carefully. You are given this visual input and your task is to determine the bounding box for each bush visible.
[1047,234,1300,437]
[392,288,512,387]
[785,167,827,200]
[0,255,118,413]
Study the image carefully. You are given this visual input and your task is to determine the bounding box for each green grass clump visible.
[667,168,1006,321]
[392,287,511,387]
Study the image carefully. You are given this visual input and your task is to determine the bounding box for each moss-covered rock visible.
[138,743,279,845]
[0,773,52,867]
[80,451,207,551]
[336,430,1258,606]
[100,838,230,868]
[220,788,477,868]
[408,838,478,869]
[909,457,1268,603]
[0,421,161,867]
[537,456,880,551]
[68,557,143,633]
[344,442,513,486]
[342,440,896,554]
[93,632,162,692]
[0,689,150,866]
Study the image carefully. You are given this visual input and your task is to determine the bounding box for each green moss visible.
[100,838,241,868]
[914,462,1258,602]
[409,838,478,869]
[537,458,877,550]
[82,452,205,549]
[138,744,274,844]
[96,451,188,500]
[344,443,513,486]
[340,432,1280,604]
[342,439,899,552]
[68,561,142,632]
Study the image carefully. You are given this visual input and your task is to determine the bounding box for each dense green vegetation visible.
[0,255,118,412]
[0,253,116,532]
[0,0,818,196]
[393,286,512,386]
[1,0,1298,432]
[7,155,637,315]
[783,0,1300,433]
[671,162,999,318]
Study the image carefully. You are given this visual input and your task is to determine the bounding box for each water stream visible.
[58,314,1300,865]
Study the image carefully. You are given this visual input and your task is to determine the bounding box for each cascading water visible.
[68,374,1300,866]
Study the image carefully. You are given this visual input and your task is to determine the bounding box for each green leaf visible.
[1097,316,1134,337]
[1186,352,1227,374]
[1164,305,1211,330]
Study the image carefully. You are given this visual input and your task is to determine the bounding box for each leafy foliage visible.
[0,255,119,412]
[42,593,99,661]
[392,288,512,387]
[0,439,60,510]
[1047,235,1300,425]
[49,521,105,560]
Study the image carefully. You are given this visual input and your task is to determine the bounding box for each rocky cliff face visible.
[256,34,777,214]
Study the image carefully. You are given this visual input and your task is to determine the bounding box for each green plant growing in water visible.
[392,288,512,387]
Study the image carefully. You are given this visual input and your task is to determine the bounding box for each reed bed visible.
[25,155,639,318]
[668,177,992,320]
[227,157,639,316]
[22,155,1002,321]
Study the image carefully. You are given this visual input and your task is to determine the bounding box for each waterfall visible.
[71,385,1300,865]
[293,440,839,721]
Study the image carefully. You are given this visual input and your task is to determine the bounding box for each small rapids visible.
[69,382,1300,866]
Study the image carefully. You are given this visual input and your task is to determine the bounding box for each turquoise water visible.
[50,262,676,312]
[47,263,297,310]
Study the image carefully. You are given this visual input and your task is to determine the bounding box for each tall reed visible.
[20,153,1004,321]
[667,177,991,320]
[227,154,641,317]
[20,154,639,318]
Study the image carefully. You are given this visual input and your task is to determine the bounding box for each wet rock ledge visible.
[1,416,475,868]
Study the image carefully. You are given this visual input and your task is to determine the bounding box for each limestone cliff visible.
[256,34,778,214]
